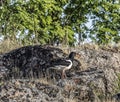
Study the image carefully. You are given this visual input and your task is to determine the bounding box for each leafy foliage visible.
[0,0,120,45]
[90,0,120,44]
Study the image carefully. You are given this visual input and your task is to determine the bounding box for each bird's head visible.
[68,52,81,60]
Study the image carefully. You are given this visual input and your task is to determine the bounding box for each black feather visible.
[50,59,71,67]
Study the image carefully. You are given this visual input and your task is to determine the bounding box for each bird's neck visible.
[67,60,72,69]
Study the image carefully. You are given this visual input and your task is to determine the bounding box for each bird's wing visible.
[50,58,71,67]
[49,65,67,70]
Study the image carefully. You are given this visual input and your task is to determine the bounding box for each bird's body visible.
[48,52,78,79]
[50,59,72,70]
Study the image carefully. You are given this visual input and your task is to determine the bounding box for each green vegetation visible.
[0,0,120,45]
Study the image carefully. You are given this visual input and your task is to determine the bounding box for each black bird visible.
[49,52,80,79]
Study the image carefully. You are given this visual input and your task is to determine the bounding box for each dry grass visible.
[0,39,120,54]
[60,43,120,52]
[63,98,77,102]
[0,39,23,54]
[32,77,54,85]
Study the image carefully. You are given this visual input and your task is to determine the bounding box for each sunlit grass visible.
[0,39,22,54]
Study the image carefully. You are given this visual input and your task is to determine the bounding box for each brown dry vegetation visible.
[0,40,120,102]
[0,39,23,54]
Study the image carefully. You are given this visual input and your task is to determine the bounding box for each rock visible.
[112,93,120,102]
[53,68,109,101]
[76,47,119,95]
[0,79,67,102]
[0,45,67,78]
[0,45,120,101]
